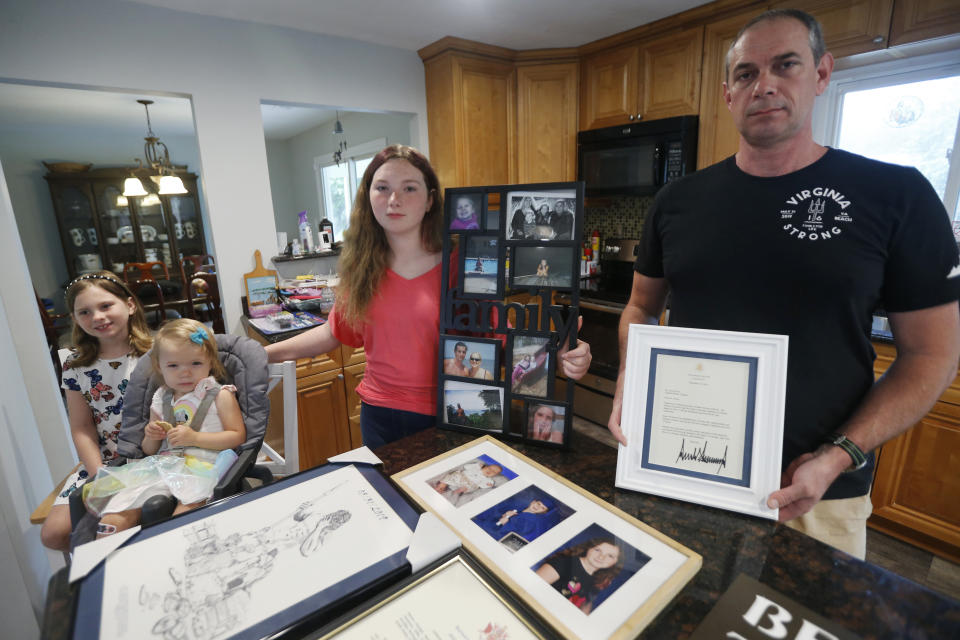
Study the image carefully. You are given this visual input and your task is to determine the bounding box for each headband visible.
[65,273,130,300]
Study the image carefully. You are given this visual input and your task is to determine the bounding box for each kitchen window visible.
[314,138,385,237]
[815,50,960,229]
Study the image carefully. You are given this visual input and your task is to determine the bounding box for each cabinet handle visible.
[628,114,635,120]
[337,373,344,380]
[636,113,643,121]
[872,35,884,44]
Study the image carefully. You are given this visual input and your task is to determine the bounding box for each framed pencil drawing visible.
[73,463,420,640]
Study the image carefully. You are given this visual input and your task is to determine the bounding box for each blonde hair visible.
[65,271,153,367]
[336,144,443,329]
[150,318,226,381]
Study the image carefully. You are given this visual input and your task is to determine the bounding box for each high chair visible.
[69,334,295,547]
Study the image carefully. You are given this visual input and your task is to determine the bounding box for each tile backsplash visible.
[583,196,654,241]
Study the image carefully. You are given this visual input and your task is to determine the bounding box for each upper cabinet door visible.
[517,62,580,182]
[459,57,517,187]
[697,8,769,170]
[639,26,704,121]
[424,53,516,189]
[889,0,960,46]
[781,0,895,57]
[580,44,640,130]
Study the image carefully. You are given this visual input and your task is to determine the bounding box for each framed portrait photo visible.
[510,244,576,291]
[525,401,568,445]
[460,235,502,298]
[440,334,500,382]
[394,437,701,640]
[448,191,485,232]
[615,324,788,520]
[509,333,552,399]
[442,380,506,434]
[505,189,576,241]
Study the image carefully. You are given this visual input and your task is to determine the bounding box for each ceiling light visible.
[129,98,189,193]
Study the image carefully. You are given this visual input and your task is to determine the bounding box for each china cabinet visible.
[45,167,206,282]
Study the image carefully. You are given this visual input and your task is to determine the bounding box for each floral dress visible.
[54,353,138,504]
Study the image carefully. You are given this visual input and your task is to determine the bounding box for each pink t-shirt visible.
[328,264,442,416]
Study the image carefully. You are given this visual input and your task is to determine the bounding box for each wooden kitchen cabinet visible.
[579,26,703,131]
[294,344,366,470]
[780,0,895,57]
[697,8,768,169]
[423,51,517,190]
[869,341,960,562]
[889,0,960,46]
[245,322,366,471]
[579,44,640,130]
[517,62,580,182]
[296,367,351,471]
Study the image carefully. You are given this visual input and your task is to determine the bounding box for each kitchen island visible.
[41,425,959,639]
[376,427,960,639]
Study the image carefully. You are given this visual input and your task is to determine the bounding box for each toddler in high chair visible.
[85,318,246,538]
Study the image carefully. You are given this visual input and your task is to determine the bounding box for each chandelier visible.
[122,99,188,197]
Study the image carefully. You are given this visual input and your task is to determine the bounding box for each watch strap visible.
[826,433,867,471]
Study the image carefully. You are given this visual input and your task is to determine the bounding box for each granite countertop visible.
[376,428,960,640]
[42,426,959,639]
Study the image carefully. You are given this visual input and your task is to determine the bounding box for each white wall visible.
[0,157,66,629]
[266,110,415,242]
[0,0,427,621]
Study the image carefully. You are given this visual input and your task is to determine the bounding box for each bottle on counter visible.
[298,210,314,253]
[319,216,334,248]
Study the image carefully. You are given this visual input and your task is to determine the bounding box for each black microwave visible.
[577,115,698,196]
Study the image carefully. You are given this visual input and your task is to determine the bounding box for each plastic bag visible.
[82,450,237,516]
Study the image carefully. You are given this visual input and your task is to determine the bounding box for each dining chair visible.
[184,271,225,333]
[179,254,216,282]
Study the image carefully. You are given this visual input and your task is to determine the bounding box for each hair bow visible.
[189,327,209,344]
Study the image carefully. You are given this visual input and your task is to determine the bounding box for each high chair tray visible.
[73,462,420,640]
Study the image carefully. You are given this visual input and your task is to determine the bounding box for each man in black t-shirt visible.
[607,9,960,558]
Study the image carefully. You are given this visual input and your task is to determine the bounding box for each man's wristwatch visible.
[825,433,868,472]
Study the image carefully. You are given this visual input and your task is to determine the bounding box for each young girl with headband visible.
[83,318,245,537]
[40,271,153,551]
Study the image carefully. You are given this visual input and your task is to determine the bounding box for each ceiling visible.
[1,1,715,142]
[119,0,714,51]
[0,83,359,142]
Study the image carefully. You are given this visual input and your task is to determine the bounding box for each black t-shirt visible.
[636,149,960,498]
[545,554,596,607]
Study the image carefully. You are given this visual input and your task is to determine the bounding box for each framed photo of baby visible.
[425,453,518,508]
[448,191,485,232]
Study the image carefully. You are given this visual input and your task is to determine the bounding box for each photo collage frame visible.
[394,437,701,639]
[438,182,584,447]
